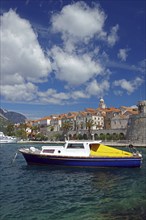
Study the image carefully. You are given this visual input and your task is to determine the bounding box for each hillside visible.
[0,115,10,133]
[0,108,27,124]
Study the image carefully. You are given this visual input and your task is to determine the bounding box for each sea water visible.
[0,143,146,220]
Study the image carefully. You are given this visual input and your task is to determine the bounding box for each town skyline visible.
[29,97,139,121]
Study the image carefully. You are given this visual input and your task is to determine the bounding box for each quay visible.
[17,140,146,147]
[102,141,146,148]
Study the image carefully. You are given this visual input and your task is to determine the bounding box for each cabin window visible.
[90,144,100,152]
[67,143,84,149]
[43,149,55,153]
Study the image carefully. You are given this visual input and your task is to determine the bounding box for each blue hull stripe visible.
[22,153,142,167]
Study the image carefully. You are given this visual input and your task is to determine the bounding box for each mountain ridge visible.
[0,108,27,124]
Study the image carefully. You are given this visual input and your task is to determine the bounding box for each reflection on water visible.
[0,144,146,220]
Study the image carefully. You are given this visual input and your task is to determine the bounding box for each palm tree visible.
[29,125,39,140]
[62,121,72,132]
[62,121,72,140]
[86,119,95,139]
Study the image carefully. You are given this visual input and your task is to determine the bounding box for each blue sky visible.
[0,0,145,119]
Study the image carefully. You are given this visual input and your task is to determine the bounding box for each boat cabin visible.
[40,140,133,157]
[41,141,99,157]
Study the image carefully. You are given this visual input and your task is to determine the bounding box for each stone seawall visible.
[102,141,146,148]
[126,113,146,144]
[18,140,146,147]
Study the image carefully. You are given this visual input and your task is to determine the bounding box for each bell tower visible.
[99,97,106,109]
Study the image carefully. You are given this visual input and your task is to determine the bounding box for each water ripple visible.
[0,144,146,220]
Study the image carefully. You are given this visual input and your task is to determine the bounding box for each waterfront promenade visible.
[102,141,146,148]
[18,140,146,147]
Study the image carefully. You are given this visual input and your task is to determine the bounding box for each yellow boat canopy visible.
[90,143,133,157]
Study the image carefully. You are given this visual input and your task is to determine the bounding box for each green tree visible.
[50,126,54,131]
[6,124,15,136]
[15,129,27,140]
[112,133,119,141]
[83,133,88,140]
[35,133,48,141]
[62,121,72,133]
[62,121,72,140]
[99,133,106,141]
[106,133,112,141]
[94,133,99,140]
[19,123,27,130]
[86,119,95,139]
[53,133,62,141]
[29,125,40,139]
[77,133,83,140]
[119,133,125,140]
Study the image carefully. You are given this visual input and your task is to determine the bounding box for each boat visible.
[0,132,18,143]
[19,140,142,167]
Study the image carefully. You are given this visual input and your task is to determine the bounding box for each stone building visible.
[126,100,146,143]
[104,108,120,129]
[111,114,129,129]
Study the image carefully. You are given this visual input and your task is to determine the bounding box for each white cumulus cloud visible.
[107,24,119,46]
[86,79,110,96]
[118,48,130,61]
[0,3,130,106]
[37,89,70,104]
[1,9,51,86]
[52,2,106,42]
[1,83,38,101]
[113,77,144,94]
[71,90,89,100]
[51,46,103,86]
[51,1,118,50]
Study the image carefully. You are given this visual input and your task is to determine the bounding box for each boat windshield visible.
[66,143,84,149]
[90,144,100,151]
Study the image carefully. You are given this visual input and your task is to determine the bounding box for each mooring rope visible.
[12,152,18,164]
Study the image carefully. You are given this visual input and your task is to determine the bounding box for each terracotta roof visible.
[120,106,138,110]
[39,116,51,121]
[28,104,139,123]
[123,110,138,115]
[104,108,120,112]
[85,108,96,113]
[78,111,88,116]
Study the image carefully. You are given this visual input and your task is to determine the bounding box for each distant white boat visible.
[0,132,17,143]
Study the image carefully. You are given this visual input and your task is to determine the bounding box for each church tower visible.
[99,97,106,109]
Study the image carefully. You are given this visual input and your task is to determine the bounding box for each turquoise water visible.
[0,143,146,220]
